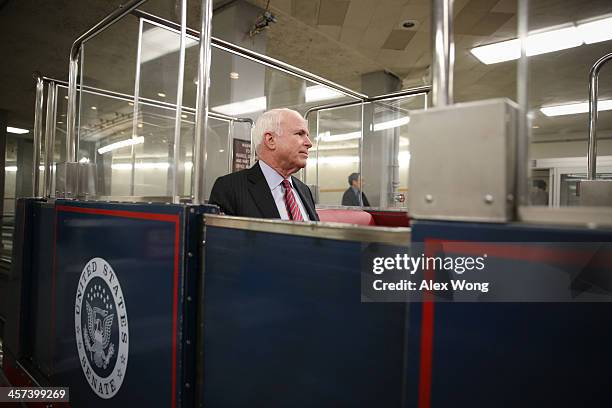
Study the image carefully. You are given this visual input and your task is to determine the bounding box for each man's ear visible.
[263,131,275,150]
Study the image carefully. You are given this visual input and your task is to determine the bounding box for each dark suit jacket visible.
[209,162,320,221]
[341,187,370,207]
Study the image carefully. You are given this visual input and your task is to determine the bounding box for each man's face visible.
[352,176,362,190]
[274,111,312,173]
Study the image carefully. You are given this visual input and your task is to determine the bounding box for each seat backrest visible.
[365,210,410,227]
[316,208,376,226]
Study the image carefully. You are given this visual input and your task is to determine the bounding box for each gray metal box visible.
[579,180,612,206]
[408,99,518,222]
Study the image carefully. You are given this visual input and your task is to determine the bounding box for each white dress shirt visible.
[259,160,310,221]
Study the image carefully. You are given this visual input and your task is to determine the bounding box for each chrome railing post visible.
[193,0,213,204]
[171,0,188,202]
[32,73,45,197]
[431,0,454,107]
[587,53,612,180]
[43,81,57,197]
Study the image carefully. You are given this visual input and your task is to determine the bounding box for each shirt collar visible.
[259,160,293,190]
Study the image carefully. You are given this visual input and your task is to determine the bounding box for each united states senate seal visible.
[74,257,129,399]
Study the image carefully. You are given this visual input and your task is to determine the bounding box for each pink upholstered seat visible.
[316,209,376,226]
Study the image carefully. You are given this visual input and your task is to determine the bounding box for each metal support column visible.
[43,81,57,197]
[32,74,45,197]
[193,0,214,204]
[431,0,453,107]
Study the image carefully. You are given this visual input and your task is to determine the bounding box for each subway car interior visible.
[1,0,612,406]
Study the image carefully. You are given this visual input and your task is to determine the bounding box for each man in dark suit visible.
[341,172,370,207]
[209,108,319,221]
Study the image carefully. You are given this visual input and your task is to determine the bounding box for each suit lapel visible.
[247,162,281,219]
[292,177,318,221]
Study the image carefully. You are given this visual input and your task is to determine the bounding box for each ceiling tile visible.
[360,26,393,49]
[377,49,407,66]
[340,26,366,48]
[343,0,375,28]
[369,1,404,28]
[492,0,517,13]
[271,0,293,14]
[470,12,514,36]
[291,0,320,26]
[455,0,501,35]
[382,29,416,50]
[318,24,342,40]
[318,0,350,25]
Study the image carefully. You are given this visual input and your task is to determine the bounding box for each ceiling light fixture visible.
[230,72,240,79]
[305,85,344,103]
[157,92,166,98]
[317,131,361,142]
[112,161,193,170]
[577,16,612,44]
[140,26,199,63]
[7,126,29,134]
[372,116,410,131]
[98,136,145,154]
[211,96,267,115]
[471,14,612,65]
[540,100,612,117]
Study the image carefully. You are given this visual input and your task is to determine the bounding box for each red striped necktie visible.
[281,179,304,221]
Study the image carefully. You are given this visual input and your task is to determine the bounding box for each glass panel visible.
[363,94,426,209]
[72,3,369,201]
[53,85,69,197]
[523,1,612,207]
[203,118,230,199]
[207,45,360,200]
[3,136,18,216]
[309,105,362,207]
[529,169,551,206]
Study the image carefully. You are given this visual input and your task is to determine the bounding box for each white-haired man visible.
[209,108,319,221]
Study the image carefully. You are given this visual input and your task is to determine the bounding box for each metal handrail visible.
[47,77,252,124]
[303,85,431,119]
[37,75,253,199]
[587,53,612,180]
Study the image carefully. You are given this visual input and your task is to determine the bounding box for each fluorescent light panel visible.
[98,136,145,154]
[373,117,410,132]
[305,85,345,103]
[317,131,361,142]
[578,16,612,44]
[211,96,267,116]
[7,126,29,134]
[112,161,193,170]
[141,26,198,63]
[471,14,612,65]
[540,100,612,117]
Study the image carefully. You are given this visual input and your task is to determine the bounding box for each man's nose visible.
[304,135,313,148]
